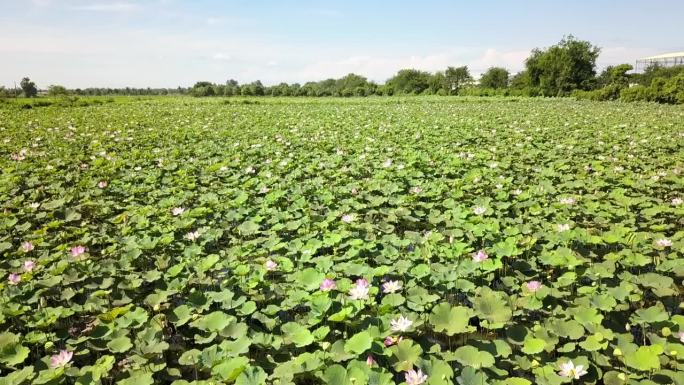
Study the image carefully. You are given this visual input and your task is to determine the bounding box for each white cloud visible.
[71,2,140,12]
[212,53,232,61]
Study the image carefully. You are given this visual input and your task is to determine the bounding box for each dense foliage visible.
[1,97,683,385]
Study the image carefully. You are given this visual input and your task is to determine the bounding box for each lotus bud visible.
[625,323,630,331]
[662,327,671,337]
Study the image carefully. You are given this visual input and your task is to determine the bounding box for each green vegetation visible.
[1,96,683,384]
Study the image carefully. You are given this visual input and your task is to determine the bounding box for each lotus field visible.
[2,97,684,385]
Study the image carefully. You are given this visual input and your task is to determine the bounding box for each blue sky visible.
[1,0,682,88]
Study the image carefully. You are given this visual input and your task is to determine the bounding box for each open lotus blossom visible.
[405,369,428,385]
[21,241,34,252]
[410,186,423,194]
[512,189,523,195]
[341,214,355,223]
[526,280,542,292]
[23,260,35,272]
[656,238,672,247]
[678,331,684,343]
[382,280,402,293]
[384,335,403,346]
[559,197,576,205]
[558,360,588,379]
[70,245,87,257]
[171,207,185,216]
[319,278,336,292]
[473,206,486,215]
[8,273,21,285]
[97,180,108,189]
[185,231,200,241]
[391,315,413,332]
[557,223,571,232]
[264,259,278,271]
[472,250,489,263]
[672,198,683,206]
[245,166,256,174]
[259,186,270,194]
[50,349,73,368]
[29,202,40,209]
[348,278,370,300]
[382,159,393,168]
[366,355,376,367]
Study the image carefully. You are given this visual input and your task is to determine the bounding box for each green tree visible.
[525,35,600,96]
[47,84,69,96]
[385,69,432,95]
[444,66,473,94]
[597,64,633,88]
[20,77,38,97]
[479,67,509,89]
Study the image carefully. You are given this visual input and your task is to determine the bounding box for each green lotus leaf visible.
[453,346,495,368]
[212,357,250,381]
[0,333,30,366]
[235,366,267,385]
[107,336,133,353]
[624,345,662,371]
[281,322,314,347]
[390,339,423,371]
[472,287,512,328]
[521,336,546,355]
[191,311,234,332]
[344,331,372,355]
[429,303,475,335]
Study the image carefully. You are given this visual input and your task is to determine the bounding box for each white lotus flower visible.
[341,214,355,223]
[557,223,571,232]
[473,206,486,215]
[348,279,370,300]
[172,207,185,216]
[404,368,428,385]
[186,231,200,241]
[382,280,402,294]
[672,198,683,206]
[558,360,587,379]
[656,238,672,247]
[390,315,413,332]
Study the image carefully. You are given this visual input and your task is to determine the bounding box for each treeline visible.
[3,36,683,104]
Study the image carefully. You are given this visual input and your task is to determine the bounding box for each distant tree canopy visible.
[20,77,38,98]
[14,35,683,105]
[524,35,601,96]
[47,85,69,96]
[479,67,509,89]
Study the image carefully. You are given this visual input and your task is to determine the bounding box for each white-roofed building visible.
[635,52,684,72]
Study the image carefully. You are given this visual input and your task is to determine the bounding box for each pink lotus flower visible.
[472,250,489,262]
[405,368,428,385]
[23,260,35,272]
[264,259,278,271]
[50,349,73,368]
[473,206,486,215]
[526,280,542,292]
[8,273,20,285]
[410,186,423,194]
[384,335,403,347]
[366,355,376,367]
[97,180,108,189]
[319,278,336,292]
[348,279,370,300]
[678,331,684,343]
[656,238,672,247]
[70,246,87,257]
[382,280,402,294]
[171,207,185,216]
[21,241,34,252]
